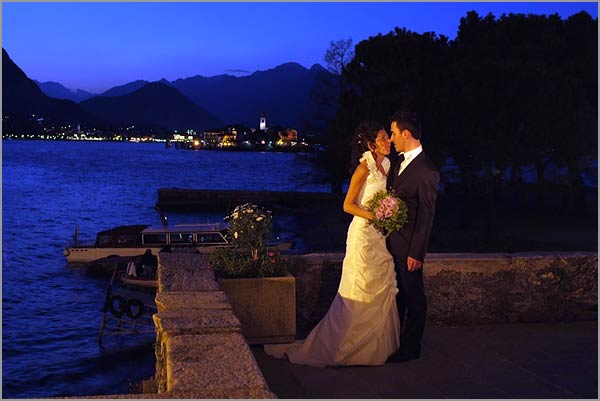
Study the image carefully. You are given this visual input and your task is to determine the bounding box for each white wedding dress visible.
[264,151,400,367]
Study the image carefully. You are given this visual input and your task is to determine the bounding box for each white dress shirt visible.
[398,145,423,176]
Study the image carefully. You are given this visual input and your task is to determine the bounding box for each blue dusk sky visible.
[3,2,597,94]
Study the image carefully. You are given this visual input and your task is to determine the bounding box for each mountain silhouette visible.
[100,80,150,97]
[4,47,337,133]
[97,62,339,130]
[80,81,223,131]
[2,48,102,126]
[170,62,338,129]
[34,80,96,102]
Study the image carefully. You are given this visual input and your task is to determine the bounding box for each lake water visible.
[2,139,597,397]
[2,140,328,398]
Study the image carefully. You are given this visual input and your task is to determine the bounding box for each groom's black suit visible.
[386,151,439,359]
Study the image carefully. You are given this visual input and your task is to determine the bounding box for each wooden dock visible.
[156,188,342,211]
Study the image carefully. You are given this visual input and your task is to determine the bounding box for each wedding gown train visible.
[264,151,400,367]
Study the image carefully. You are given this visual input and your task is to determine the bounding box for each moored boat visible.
[64,222,293,263]
[64,222,229,263]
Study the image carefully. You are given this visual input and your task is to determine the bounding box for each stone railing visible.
[152,253,276,398]
[288,252,598,328]
[424,252,597,324]
[78,251,595,398]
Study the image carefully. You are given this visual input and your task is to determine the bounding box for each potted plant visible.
[209,203,296,344]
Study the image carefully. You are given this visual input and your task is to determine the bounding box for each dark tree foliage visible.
[316,38,357,193]
[447,11,597,217]
[322,10,596,237]
[324,38,355,75]
[335,28,450,174]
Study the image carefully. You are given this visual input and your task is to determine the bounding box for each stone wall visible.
[71,251,596,398]
[152,253,276,398]
[425,252,597,324]
[288,252,598,329]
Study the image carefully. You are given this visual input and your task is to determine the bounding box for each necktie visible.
[395,153,405,176]
[388,153,404,188]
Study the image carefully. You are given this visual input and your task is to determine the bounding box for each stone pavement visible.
[251,321,598,398]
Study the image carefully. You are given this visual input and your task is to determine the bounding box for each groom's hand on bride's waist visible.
[407,256,423,271]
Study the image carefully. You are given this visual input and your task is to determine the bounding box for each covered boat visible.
[64,223,229,263]
[64,222,293,263]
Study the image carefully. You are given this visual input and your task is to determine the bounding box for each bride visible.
[265,122,400,366]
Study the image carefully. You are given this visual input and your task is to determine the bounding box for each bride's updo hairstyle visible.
[351,121,385,170]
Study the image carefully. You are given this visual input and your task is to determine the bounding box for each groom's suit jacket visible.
[387,152,439,264]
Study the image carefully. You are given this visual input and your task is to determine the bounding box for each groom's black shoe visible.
[386,350,420,363]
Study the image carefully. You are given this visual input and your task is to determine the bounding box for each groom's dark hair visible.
[391,111,422,140]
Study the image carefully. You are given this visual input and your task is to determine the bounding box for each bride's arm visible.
[343,161,375,220]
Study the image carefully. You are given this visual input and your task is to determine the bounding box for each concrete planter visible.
[218,273,296,344]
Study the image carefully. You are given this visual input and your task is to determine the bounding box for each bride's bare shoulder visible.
[356,160,369,173]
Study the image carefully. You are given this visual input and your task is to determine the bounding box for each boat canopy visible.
[140,223,226,234]
[95,225,149,247]
[140,223,228,246]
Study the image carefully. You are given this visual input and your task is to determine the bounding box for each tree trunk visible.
[484,161,498,243]
[509,163,525,209]
[534,161,546,213]
[566,158,586,216]
[458,166,475,230]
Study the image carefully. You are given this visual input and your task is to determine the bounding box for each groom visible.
[386,111,439,363]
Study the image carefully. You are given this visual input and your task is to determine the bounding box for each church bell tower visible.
[260,113,267,131]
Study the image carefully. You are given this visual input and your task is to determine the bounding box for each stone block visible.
[158,253,211,270]
[159,267,219,292]
[141,378,157,394]
[153,309,241,337]
[164,333,275,398]
[287,255,324,322]
[168,388,276,399]
[425,253,513,274]
[155,291,231,312]
[218,274,296,344]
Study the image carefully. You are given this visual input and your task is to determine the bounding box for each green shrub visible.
[209,203,287,278]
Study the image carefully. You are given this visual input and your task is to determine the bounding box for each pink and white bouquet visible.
[365,189,408,236]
